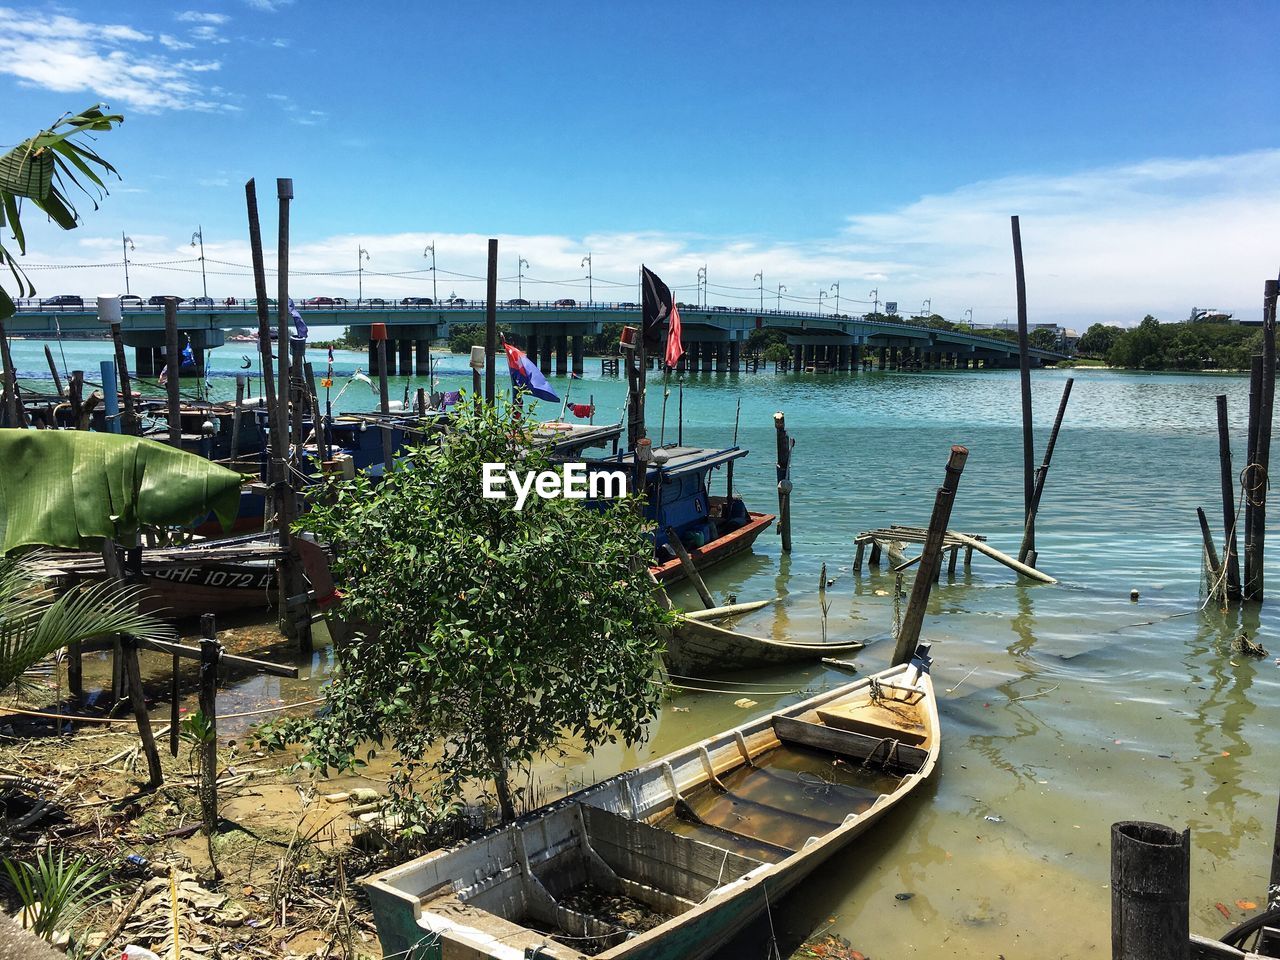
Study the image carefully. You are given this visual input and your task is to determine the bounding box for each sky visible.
[2,0,1279,328]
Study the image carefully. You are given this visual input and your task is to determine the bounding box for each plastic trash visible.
[122,947,163,960]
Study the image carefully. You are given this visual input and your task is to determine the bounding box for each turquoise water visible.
[9,339,1280,957]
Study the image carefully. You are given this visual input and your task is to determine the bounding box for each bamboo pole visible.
[1197,506,1225,602]
[949,531,1056,583]
[1017,377,1074,564]
[1216,394,1242,600]
[1011,216,1036,561]
[198,615,219,833]
[109,321,137,435]
[244,180,278,436]
[163,298,183,448]
[1244,353,1262,584]
[666,526,714,609]
[485,239,497,403]
[43,345,63,397]
[1245,280,1277,601]
[774,412,793,553]
[893,445,969,666]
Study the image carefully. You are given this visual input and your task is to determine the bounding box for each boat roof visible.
[532,420,623,451]
[591,444,749,479]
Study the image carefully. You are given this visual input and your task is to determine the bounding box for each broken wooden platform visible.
[854,524,1056,584]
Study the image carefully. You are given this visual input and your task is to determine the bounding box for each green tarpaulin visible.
[0,430,245,552]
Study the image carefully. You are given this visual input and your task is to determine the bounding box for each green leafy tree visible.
[1,105,124,318]
[1077,323,1123,357]
[763,342,791,363]
[1029,328,1060,350]
[274,398,671,824]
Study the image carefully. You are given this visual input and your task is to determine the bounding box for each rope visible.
[0,696,325,726]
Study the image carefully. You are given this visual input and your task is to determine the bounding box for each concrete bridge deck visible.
[7,300,1066,376]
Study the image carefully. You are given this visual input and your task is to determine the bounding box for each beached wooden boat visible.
[365,650,939,960]
[667,615,865,673]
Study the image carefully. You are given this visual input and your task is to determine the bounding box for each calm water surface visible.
[11,340,1280,957]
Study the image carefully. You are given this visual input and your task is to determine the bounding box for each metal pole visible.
[192,227,207,300]
[122,232,132,296]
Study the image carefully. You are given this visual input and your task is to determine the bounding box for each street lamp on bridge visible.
[357,246,370,303]
[191,227,207,300]
[964,307,973,327]
[423,243,437,304]
[581,252,592,304]
[869,287,879,315]
[920,298,931,318]
[754,271,763,312]
[121,232,135,296]
[518,256,529,300]
[696,265,707,308]
[818,289,828,315]
[830,281,840,315]
[777,284,786,311]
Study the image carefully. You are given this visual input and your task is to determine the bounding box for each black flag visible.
[641,265,674,349]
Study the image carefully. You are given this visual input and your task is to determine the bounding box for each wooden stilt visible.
[109,321,137,435]
[869,541,882,566]
[774,412,793,553]
[1245,280,1278,601]
[667,527,714,609]
[43,346,63,397]
[163,299,183,447]
[1011,216,1036,559]
[893,446,969,666]
[198,615,220,831]
[102,541,162,787]
[947,545,959,576]
[485,240,498,404]
[1197,506,1225,601]
[1216,394,1242,601]
[229,375,245,460]
[853,541,865,572]
[1018,377,1074,565]
[169,650,180,758]
[1111,821,1189,960]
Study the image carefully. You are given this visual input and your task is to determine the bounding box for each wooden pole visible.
[1269,783,1280,909]
[244,179,278,437]
[275,178,293,471]
[1244,353,1262,584]
[774,412,793,553]
[229,375,245,460]
[948,531,1056,583]
[1011,216,1036,559]
[198,615,219,833]
[163,298,183,448]
[1197,506,1225,601]
[1110,821,1189,960]
[485,239,498,403]
[0,317,24,428]
[67,369,83,429]
[43,345,63,397]
[666,526,714,609]
[1017,376,1073,564]
[1245,280,1277,601]
[101,542,163,788]
[893,445,969,666]
[109,322,137,435]
[375,330,392,468]
[1216,394,1242,600]
[169,649,180,758]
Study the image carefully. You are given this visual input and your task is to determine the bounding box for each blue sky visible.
[3,1,1279,326]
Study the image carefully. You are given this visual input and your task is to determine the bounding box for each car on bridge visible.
[507,298,530,306]
[41,294,83,307]
[187,297,215,307]
[366,298,388,306]
[304,297,337,306]
[555,298,576,307]
[120,294,142,306]
[148,295,179,305]
[448,297,468,305]
[400,297,433,305]
[618,302,637,307]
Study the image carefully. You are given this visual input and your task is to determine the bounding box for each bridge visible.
[7,299,1066,376]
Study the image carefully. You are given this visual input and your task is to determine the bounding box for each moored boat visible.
[667,614,865,673]
[365,647,938,960]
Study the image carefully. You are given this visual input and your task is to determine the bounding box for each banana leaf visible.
[0,431,244,552]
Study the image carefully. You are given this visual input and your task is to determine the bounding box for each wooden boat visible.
[365,649,939,960]
[667,615,865,674]
[652,508,774,584]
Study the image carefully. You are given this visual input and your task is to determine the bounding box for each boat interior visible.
[367,665,936,958]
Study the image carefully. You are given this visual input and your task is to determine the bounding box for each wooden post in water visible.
[1216,395,1242,600]
[893,445,969,666]
[666,526,714,609]
[774,412,793,553]
[163,298,183,448]
[244,180,278,426]
[485,239,498,404]
[229,375,245,460]
[1244,354,1262,581]
[373,324,392,468]
[1017,377,1073,564]
[0,317,25,428]
[1011,216,1036,564]
[43,345,63,397]
[198,614,220,833]
[1245,280,1278,601]
[67,370,83,429]
[108,320,137,435]
[1110,821,1189,960]
[1197,507,1225,602]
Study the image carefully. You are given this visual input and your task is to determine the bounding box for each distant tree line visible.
[1077,316,1260,370]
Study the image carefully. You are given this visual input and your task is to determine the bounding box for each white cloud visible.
[244,0,294,10]
[189,24,229,43]
[0,7,234,112]
[175,11,230,24]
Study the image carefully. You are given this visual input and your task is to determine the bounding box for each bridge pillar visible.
[728,340,740,373]
[152,346,165,377]
[416,339,431,375]
[527,331,539,368]
[700,342,713,373]
[555,334,568,376]
[399,338,413,375]
[369,339,380,376]
[713,343,725,373]
[877,346,886,370]
[571,335,584,376]
[135,346,153,376]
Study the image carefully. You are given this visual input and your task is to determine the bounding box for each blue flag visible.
[181,337,195,368]
[288,298,307,343]
[503,341,559,403]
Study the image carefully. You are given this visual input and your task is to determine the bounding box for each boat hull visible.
[651,511,775,584]
[666,616,865,673]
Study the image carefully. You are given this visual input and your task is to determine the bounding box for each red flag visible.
[665,301,684,369]
[570,402,594,419]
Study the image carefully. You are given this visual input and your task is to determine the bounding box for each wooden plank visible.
[948,532,1056,584]
[772,715,928,774]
